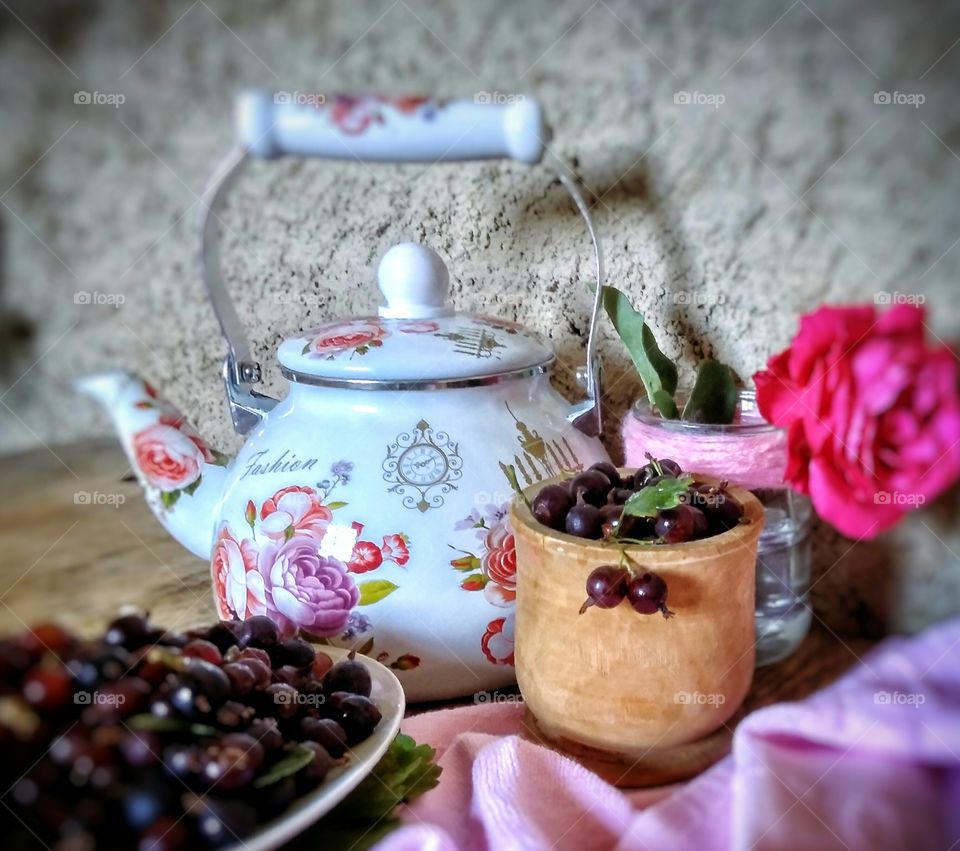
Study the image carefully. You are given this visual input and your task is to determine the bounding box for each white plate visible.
[224,646,405,851]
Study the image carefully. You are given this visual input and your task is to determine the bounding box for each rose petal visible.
[276,490,313,524]
[260,512,293,537]
[808,457,899,539]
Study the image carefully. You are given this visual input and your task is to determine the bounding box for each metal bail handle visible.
[199,90,604,436]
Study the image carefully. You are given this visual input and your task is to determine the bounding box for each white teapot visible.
[77,92,609,700]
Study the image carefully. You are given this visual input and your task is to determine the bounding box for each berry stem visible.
[645,452,664,477]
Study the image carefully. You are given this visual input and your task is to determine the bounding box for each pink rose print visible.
[133,421,205,492]
[329,96,384,135]
[481,614,515,666]
[755,304,960,538]
[398,320,440,334]
[212,527,265,620]
[449,502,515,605]
[257,535,359,638]
[481,520,517,607]
[159,413,216,464]
[380,533,410,566]
[306,320,389,359]
[260,485,332,542]
[348,540,384,574]
[328,96,432,135]
[206,458,413,648]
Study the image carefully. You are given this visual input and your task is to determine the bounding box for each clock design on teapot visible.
[383,419,463,512]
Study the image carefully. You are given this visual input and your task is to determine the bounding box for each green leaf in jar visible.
[682,358,738,425]
[599,286,679,419]
[622,475,694,518]
[358,580,398,606]
[253,743,318,788]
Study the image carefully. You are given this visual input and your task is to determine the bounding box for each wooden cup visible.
[511,474,764,768]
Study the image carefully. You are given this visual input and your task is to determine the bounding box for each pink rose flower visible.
[259,486,332,542]
[257,535,359,638]
[211,528,264,620]
[481,614,515,666]
[754,304,960,538]
[309,320,388,356]
[481,520,517,607]
[132,422,205,492]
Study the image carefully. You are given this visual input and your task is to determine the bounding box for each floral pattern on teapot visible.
[210,469,411,640]
[130,383,228,507]
[481,614,515,666]
[326,95,436,136]
[294,316,540,368]
[448,500,519,667]
[117,376,525,675]
[301,317,447,361]
[450,501,517,608]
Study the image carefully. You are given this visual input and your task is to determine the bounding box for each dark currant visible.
[626,572,674,618]
[579,565,629,614]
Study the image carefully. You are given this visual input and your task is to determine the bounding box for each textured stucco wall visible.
[1,0,959,636]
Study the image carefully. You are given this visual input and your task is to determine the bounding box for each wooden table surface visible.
[0,439,879,713]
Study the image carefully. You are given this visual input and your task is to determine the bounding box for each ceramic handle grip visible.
[235,90,547,165]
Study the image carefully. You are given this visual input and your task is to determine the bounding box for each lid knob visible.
[378,243,455,319]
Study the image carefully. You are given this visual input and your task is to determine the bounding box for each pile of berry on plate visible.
[0,614,381,850]
[531,457,745,544]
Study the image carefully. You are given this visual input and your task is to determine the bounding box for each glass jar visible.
[623,391,812,666]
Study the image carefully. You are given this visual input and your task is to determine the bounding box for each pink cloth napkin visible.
[374,618,960,851]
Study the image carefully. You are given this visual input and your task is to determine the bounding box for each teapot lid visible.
[277,243,554,387]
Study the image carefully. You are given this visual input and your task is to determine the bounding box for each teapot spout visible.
[73,370,230,560]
